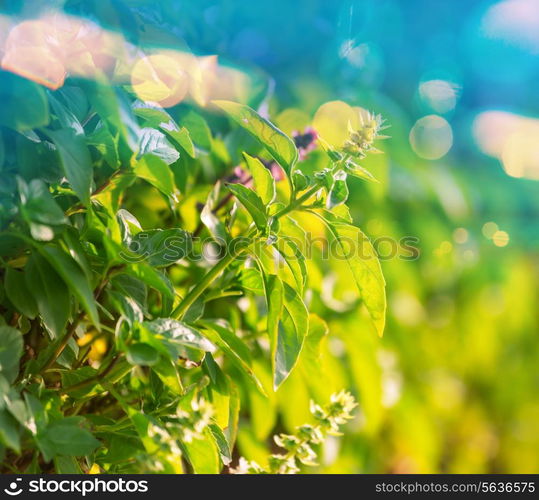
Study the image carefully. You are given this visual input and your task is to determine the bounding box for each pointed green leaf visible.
[126,343,160,367]
[139,319,215,361]
[124,263,174,299]
[0,326,23,383]
[327,171,349,209]
[25,253,69,338]
[226,183,267,230]
[201,182,227,241]
[37,417,100,459]
[152,358,183,394]
[5,267,39,319]
[313,210,386,336]
[134,103,195,157]
[243,153,275,205]
[18,178,67,228]
[208,423,232,466]
[134,154,175,198]
[0,71,49,131]
[0,409,20,452]
[213,100,298,174]
[182,428,221,473]
[39,246,100,329]
[263,275,308,389]
[273,236,307,294]
[199,319,265,394]
[126,228,192,267]
[62,366,98,398]
[45,129,93,206]
[137,127,179,165]
[276,282,309,389]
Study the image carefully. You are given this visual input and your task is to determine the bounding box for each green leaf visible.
[37,417,100,460]
[39,246,100,329]
[213,100,298,174]
[0,71,49,131]
[292,170,309,191]
[226,183,267,230]
[126,410,160,455]
[5,267,39,318]
[134,154,176,198]
[53,455,83,474]
[23,393,48,435]
[139,319,215,361]
[327,171,349,209]
[276,282,309,389]
[238,267,265,294]
[48,92,84,135]
[167,126,195,158]
[110,274,147,311]
[182,428,221,473]
[152,358,183,394]
[55,86,89,124]
[4,390,28,426]
[243,153,276,205]
[137,127,180,165]
[44,129,93,206]
[108,292,144,326]
[313,211,386,336]
[18,178,67,227]
[0,326,23,383]
[345,160,378,182]
[199,320,265,394]
[201,182,227,241]
[299,314,329,387]
[104,433,145,464]
[126,228,192,268]
[273,236,307,294]
[126,343,160,367]
[0,409,20,452]
[264,275,283,366]
[61,366,98,398]
[93,172,136,214]
[208,423,232,466]
[124,264,174,299]
[62,227,94,283]
[176,107,212,152]
[25,252,70,338]
[86,121,119,169]
[263,275,308,388]
[134,103,195,158]
[84,82,140,151]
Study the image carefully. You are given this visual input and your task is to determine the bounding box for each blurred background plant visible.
[0,0,538,473]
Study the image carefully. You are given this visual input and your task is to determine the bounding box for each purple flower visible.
[292,126,318,160]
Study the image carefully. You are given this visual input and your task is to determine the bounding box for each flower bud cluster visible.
[231,391,357,474]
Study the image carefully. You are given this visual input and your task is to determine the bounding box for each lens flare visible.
[409,115,453,160]
[473,111,539,179]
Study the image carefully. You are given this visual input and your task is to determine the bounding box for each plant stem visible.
[193,176,253,237]
[274,184,322,219]
[172,183,322,321]
[171,241,247,320]
[40,275,109,373]
[61,355,120,395]
[41,311,85,372]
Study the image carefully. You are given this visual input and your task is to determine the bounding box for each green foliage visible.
[0,72,386,473]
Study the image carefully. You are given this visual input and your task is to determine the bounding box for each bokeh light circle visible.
[409,115,453,160]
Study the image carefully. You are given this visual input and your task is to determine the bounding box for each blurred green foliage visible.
[0,0,538,474]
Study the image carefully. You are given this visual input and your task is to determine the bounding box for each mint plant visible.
[0,71,386,473]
